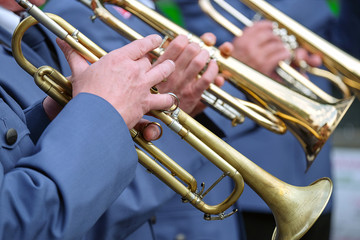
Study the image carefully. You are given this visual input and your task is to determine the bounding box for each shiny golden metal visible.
[242,0,360,99]
[12,2,333,234]
[88,0,354,170]
[12,1,243,220]
[79,0,287,134]
[199,0,360,101]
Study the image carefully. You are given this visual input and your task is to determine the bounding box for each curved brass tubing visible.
[199,0,360,100]
[12,1,244,220]
[12,2,333,237]
[81,0,288,134]
[90,0,354,170]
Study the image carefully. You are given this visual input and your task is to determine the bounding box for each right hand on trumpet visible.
[218,20,322,81]
[152,33,224,117]
[44,35,176,132]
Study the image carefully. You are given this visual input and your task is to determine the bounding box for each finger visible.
[200,32,217,46]
[238,40,286,74]
[136,56,153,72]
[114,34,163,61]
[251,20,274,30]
[155,35,188,66]
[186,49,210,79]
[307,54,322,67]
[266,50,292,75]
[214,75,225,87]
[173,42,201,72]
[194,59,218,93]
[258,33,284,49]
[260,44,290,75]
[133,119,162,141]
[243,22,281,48]
[219,41,233,57]
[56,38,89,76]
[266,43,291,60]
[146,93,175,112]
[293,48,309,66]
[144,52,157,63]
[146,59,176,87]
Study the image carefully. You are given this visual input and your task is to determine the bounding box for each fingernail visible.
[151,34,163,45]
[166,60,176,68]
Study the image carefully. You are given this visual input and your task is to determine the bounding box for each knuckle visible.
[193,57,206,69]
[201,75,213,85]
[187,43,201,54]
[158,65,169,79]
[171,38,187,52]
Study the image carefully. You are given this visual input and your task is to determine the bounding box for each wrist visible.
[43,96,63,120]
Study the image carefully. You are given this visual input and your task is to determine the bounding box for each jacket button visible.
[5,128,18,145]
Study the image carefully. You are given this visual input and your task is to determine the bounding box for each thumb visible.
[56,38,89,76]
[133,119,162,141]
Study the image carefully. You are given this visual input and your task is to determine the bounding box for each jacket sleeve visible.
[0,93,137,240]
[24,98,51,143]
[42,1,223,239]
[84,114,209,240]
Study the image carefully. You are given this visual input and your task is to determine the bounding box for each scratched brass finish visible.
[11,3,243,220]
[12,1,333,229]
[89,0,354,170]
[82,0,289,133]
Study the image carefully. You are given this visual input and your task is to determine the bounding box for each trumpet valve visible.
[203,209,238,221]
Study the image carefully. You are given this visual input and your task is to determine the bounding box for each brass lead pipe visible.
[81,0,287,133]
[175,99,333,240]
[199,0,352,103]
[12,2,243,220]
[241,0,360,94]
[243,0,360,98]
[12,2,333,236]
[210,0,360,99]
[94,0,354,169]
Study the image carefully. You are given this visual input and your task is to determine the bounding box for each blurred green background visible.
[156,0,341,22]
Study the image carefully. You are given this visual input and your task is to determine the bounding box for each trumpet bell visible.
[105,0,354,170]
[184,110,333,239]
[12,4,244,220]
[271,178,333,240]
[12,2,334,237]
[219,51,355,169]
[280,96,355,170]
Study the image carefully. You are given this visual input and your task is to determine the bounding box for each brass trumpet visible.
[13,1,332,238]
[199,0,360,101]
[13,0,243,220]
[86,0,353,170]
[79,0,287,133]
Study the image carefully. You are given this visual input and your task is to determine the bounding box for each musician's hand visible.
[201,33,225,88]
[293,47,322,68]
[227,20,291,80]
[133,119,162,141]
[56,35,175,129]
[154,34,220,117]
[42,96,63,121]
